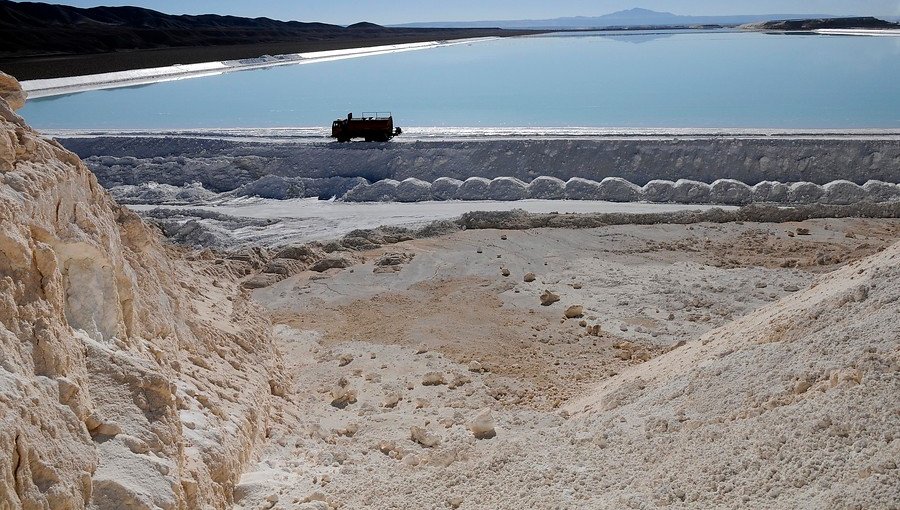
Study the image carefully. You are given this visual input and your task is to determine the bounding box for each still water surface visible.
[20,30,900,129]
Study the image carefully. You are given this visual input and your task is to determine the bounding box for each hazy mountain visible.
[393,7,838,29]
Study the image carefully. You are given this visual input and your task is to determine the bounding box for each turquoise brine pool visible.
[19,30,900,129]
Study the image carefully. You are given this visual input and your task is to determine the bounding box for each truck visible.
[331,112,402,142]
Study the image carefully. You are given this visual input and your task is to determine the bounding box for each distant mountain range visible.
[0,0,534,80]
[393,7,843,29]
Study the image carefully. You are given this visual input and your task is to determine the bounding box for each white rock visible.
[469,408,497,440]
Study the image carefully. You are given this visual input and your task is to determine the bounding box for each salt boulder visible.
[598,177,641,202]
[527,176,566,199]
[565,178,603,200]
[709,179,753,205]
[431,177,463,200]
[788,182,825,204]
[752,181,791,203]
[469,409,497,440]
[642,180,676,203]
[822,180,867,205]
[863,180,900,202]
[456,177,492,200]
[395,178,433,202]
[488,177,528,201]
[342,179,400,202]
[672,179,711,204]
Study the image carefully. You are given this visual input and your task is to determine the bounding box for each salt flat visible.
[237,217,900,509]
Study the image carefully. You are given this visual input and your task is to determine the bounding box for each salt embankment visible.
[99,174,900,207]
[60,134,900,191]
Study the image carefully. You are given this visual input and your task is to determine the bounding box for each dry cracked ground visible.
[232,217,900,509]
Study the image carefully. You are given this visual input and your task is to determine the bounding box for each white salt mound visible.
[431,177,463,200]
[488,177,528,201]
[822,179,867,205]
[456,177,492,200]
[672,179,711,203]
[598,176,641,202]
[395,178,432,202]
[789,181,825,203]
[565,240,900,508]
[863,180,900,202]
[527,176,567,199]
[344,179,400,202]
[642,179,676,203]
[565,177,603,200]
[709,178,753,205]
[752,180,791,203]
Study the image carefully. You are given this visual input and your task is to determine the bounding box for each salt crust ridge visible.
[0,72,281,508]
[342,176,900,204]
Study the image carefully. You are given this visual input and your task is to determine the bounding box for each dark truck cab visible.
[331,112,402,142]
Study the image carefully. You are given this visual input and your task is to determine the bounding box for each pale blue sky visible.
[27,1,900,24]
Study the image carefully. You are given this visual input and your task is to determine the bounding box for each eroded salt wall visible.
[0,73,281,509]
[62,136,900,192]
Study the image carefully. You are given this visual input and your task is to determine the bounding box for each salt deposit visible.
[343,179,400,202]
[641,179,676,202]
[526,176,567,199]
[456,177,492,200]
[789,181,826,203]
[431,177,464,200]
[22,38,498,99]
[565,177,603,200]
[395,178,433,202]
[241,219,900,509]
[822,179,868,205]
[752,180,791,203]
[0,72,280,509]
[672,179,712,203]
[709,178,754,205]
[488,176,529,201]
[597,176,642,202]
[863,179,900,202]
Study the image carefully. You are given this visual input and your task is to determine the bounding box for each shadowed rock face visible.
[0,71,280,509]
[0,73,25,110]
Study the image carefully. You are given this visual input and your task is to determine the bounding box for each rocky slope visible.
[0,71,281,508]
